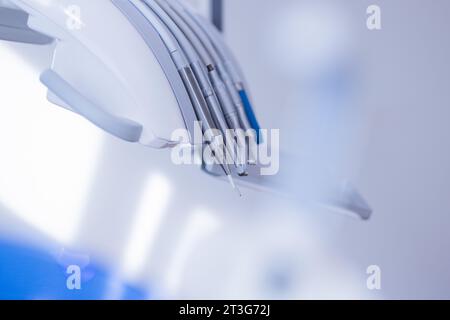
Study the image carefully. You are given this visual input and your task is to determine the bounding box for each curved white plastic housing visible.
[0,0,372,218]
[11,0,187,148]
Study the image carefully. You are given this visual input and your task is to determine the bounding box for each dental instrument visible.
[143,0,247,176]
[171,0,261,143]
[164,0,258,165]
[175,3,253,134]
[161,0,253,166]
[120,0,239,192]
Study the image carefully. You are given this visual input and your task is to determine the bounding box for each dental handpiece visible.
[163,0,256,163]
[207,65,249,168]
[149,0,247,176]
[171,0,262,144]
[190,61,247,175]
[215,63,258,165]
[135,0,239,193]
[175,59,238,193]
[179,66,240,195]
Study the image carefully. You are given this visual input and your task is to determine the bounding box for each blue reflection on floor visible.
[0,239,148,300]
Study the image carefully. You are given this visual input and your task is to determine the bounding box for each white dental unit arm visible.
[0,0,372,219]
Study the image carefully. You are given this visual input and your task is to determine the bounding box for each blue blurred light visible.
[0,238,148,300]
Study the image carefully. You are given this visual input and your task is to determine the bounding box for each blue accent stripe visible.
[239,89,261,144]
